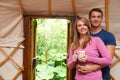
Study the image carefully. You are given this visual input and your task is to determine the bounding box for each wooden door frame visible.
[66,18,76,80]
[23,16,34,80]
[23,14,74,80]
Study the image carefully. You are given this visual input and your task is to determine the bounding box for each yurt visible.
[0,0,120,80]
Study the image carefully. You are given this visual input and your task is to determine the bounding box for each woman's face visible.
[77,20,88,35]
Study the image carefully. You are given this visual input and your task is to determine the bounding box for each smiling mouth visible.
[93,22,99,25]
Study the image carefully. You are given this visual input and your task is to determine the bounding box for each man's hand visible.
[76,64,102,74]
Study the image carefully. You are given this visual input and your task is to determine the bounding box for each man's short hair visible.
[89,8,103,18]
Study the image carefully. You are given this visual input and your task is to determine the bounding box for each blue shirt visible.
[91,29,116,80]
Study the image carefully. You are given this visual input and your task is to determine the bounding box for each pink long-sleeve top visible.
[67,37,112,80]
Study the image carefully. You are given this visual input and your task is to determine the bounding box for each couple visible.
[67,8,116,80]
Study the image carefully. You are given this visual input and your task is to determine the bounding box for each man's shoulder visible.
[101,29,116,45]
[101,29,115,37]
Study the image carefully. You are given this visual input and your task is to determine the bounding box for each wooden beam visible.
[71,0,76,16]
[48,0,52,15]
[0,75,4,80]
[23,17,33,80]
[23,14,74,20]
[105,0,110,31]
[18,0,24,14]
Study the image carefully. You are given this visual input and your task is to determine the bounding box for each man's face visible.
[89,11,103,28]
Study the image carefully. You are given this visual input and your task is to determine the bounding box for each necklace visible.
[79,35,86,45]
[79,39,84,45]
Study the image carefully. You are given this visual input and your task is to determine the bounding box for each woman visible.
[67,17,112,80]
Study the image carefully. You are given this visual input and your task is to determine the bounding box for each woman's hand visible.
[72,53,78,62]
[78,55,88,62]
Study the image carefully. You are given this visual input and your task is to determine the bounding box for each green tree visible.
[36,18,68,80]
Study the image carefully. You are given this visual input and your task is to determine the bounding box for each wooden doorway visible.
[23,15,75,80]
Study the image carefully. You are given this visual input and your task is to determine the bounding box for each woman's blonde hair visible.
[72,17,91,50]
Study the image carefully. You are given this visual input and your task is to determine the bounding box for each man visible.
[76,8,116,80]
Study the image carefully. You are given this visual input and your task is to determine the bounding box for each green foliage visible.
[36,18,68,80]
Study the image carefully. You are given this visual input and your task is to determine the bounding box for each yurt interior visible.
[0,0,120,80]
